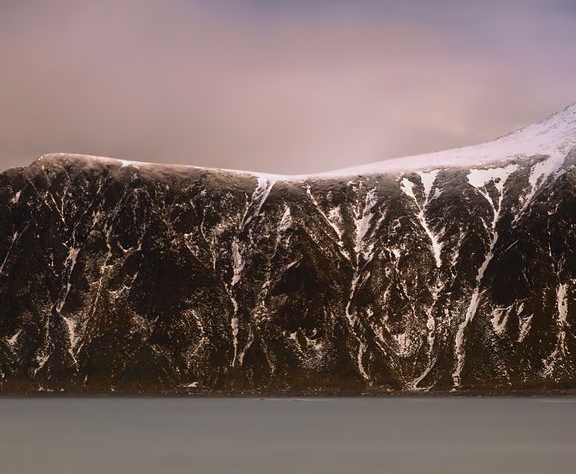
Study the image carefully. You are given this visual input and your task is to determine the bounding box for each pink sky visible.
[1,0,575,173]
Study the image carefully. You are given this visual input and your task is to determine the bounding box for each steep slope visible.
[1,104,575,394]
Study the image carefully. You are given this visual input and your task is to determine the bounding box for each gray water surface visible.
[1,397,575,474]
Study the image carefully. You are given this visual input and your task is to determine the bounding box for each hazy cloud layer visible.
[1,0,575,173]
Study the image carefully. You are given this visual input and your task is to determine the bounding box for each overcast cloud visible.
[0,0,575,173]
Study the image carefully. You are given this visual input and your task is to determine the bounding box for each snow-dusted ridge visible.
[37,103,576,181]
[3,103,576,394]
[328,102,576,177]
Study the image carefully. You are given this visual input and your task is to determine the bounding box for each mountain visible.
[1,104,576,394]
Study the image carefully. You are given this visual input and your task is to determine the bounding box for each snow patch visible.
[518,314,533,343]
[231,316,239,367]
[278,207,292,232]
[393,332,414,358]
[36,352,50,371]
[354,188,378,260]
[541,283,570,379]
[557,283,568,325]
[244,177,275,226]
[490,307,512,336]
[231,239,244,286]
[453,290,481,387]
[62,315,78,350]
[400,178,416,200]
[55,247,80,312]
[418,170,439,200]
[328,206,344,240]
[357,342,369,381]
[6,329,21,348]
[467,163,518,196]
[528,155,564,193]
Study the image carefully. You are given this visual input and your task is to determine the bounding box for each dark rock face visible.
[1,129,576,394]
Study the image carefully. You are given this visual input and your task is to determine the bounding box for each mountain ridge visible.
[30,101,576,180]
[0,104,575,394]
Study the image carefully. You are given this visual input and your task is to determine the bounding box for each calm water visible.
[0,397,575,474]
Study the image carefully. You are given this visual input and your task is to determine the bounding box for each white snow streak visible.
[468,164,518,198]
[453,164,517,387]
[119,159,147,168]
[558,284,568,325]
[419,170,439,200]
[399,178,416,200]
[409,311,437,390]
[231,239,244,286]
[244,177,275,226]
[6,329,21,348]
[357,342,369,380]
[515,154,566,219]
[35,352,49,373]
[490,307,512,336]
[62,315,78,350]
[400,175,443,268]
[542,283,570,378]
[287,330,325,362]
[346,187,380,322]
[230,316,239,368]
[237,328,254,366]
[378,188,444,389]
[227,177,275,367]
[55,247,80,312]
[327,206,345,240]
[278,207,292,233]
[306,186,349,259]
[518,314,533,343]
[344,186,385,382]
[393,333,413,358]
[354,188,378,261]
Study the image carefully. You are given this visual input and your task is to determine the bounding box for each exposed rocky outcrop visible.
[1,105,576,394]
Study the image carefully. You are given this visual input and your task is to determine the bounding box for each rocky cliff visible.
[1,105,576,394]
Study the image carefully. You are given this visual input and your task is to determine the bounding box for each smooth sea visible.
[1,397,575,473]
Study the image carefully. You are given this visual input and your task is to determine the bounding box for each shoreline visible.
[2,387,576,398]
